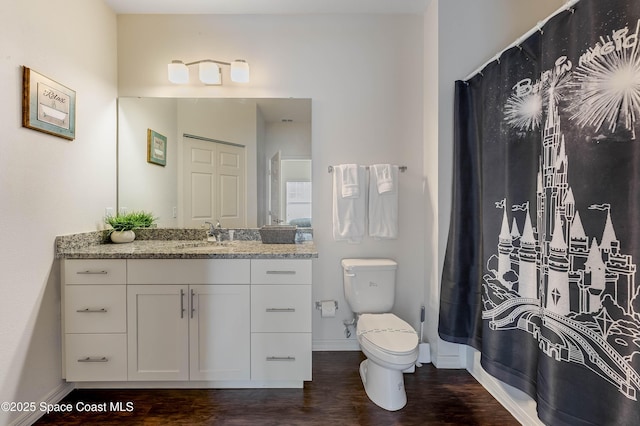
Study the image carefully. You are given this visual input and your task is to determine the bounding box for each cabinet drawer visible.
[251,333,311,381]
[251,285,311,332]
[65,334,127,381]
[65,285,126,333]
[250,260,312,285]
[64,259,126,285]
[128,259,250,284]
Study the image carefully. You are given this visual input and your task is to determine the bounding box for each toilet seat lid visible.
[357,313,418,355]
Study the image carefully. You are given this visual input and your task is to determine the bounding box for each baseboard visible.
[465,348,542,426]
[10,382,74,426]
[312,339,360,351]
[74,380,305,389]
[432,354,464,369]
[468,367,542,425]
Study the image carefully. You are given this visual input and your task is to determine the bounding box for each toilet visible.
[342,258,419,411]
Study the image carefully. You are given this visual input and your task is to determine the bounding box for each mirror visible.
[117,98,311,229]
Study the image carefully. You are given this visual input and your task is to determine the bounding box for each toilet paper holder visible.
[315,300,338,311]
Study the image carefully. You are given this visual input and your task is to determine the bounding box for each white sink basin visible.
[171,241,233,250]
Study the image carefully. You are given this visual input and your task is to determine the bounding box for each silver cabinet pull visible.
[76,308,108,313]
[266,270,296,275]
[77,270,108,275]
[267,356,296,361]
[190,289,196,319]
[78,356,108,363]
[266,308,295,313]
[180,289,186,318]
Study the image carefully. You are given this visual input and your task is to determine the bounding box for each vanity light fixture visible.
[168,59,250,85]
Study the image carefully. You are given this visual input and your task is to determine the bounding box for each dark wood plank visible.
[34,352,519,425]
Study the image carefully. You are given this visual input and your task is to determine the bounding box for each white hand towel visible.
[341,164,360,198]
[373,164,394,194]
[333,165,366,243]
[368,165,398,239]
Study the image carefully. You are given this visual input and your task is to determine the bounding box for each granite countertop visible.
[55,229,318,260]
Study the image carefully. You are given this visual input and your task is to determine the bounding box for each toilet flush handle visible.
[345,272,356,277]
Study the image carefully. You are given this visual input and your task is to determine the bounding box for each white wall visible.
[264,122,312,161]
[0,1,117,424]
[117,14,425,349]
[431,0,564,423]
[423,0,443,367]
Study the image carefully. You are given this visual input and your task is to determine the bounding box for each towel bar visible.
[328,165,407,173]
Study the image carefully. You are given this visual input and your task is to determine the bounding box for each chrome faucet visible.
[205,220,223,241]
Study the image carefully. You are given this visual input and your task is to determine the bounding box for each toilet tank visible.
[342,258,397,314]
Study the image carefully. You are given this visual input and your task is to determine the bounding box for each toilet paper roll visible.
[321,300,336,318]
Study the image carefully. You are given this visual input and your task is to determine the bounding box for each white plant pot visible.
[110,230,135,244]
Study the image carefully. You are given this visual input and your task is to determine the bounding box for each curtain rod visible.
[463,0,581,81]
[328,165,407,173]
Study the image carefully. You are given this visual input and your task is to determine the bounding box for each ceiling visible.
[255,99,311,124]
[104,0,429,15]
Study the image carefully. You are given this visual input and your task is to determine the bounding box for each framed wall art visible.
[22,66,76,140]
[147,129,167,166]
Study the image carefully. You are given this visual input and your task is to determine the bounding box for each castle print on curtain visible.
[440,1,640,424]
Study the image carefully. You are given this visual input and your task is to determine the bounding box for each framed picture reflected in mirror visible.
[147,129,167,166]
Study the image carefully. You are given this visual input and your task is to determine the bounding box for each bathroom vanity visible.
[56,230,317,389]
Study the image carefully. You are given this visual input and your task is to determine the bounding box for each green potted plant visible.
[105,210,156,243]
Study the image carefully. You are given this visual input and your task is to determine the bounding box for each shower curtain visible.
[439,0,640,424]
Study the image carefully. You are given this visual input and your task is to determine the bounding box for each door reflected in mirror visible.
[117,98,311,229]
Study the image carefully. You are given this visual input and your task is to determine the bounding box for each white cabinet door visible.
[127,259,250,285]
[251,333,312,381]
[65,334,127,382]
[128,285,189,381]
[189,285,250,380]
[251,285,311,333]
[65,285,126,333]
[64,259,126,285]
[250,259,312,285]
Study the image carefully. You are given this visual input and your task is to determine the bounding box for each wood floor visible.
[34,351,519,425]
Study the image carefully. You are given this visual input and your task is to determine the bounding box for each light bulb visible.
[199,61,221,84]
[230,60,250,83]
[167,60,189,84]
